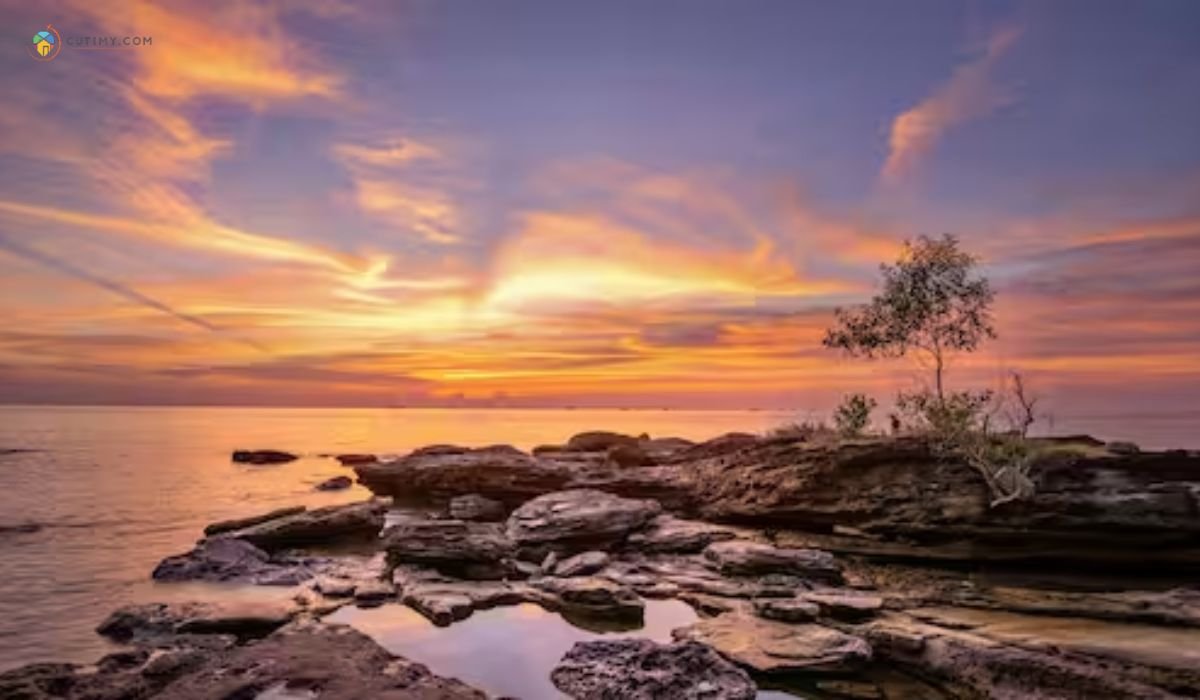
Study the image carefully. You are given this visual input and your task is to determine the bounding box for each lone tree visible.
[823,234,995,401]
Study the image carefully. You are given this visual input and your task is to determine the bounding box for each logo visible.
[30,25,61,61]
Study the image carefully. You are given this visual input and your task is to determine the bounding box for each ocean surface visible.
[0,405,1194,678]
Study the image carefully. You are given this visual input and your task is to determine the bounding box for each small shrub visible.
[833,393,876,437]
[767,420,835,441]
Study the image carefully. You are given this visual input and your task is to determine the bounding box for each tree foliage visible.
[823,234,996,399]
[833,393,876,437]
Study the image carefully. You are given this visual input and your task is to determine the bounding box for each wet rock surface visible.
[230,449,297,464]
[316,474,353,491]
[551,638,756,699]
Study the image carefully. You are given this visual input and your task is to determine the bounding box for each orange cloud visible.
[881,26,1021,184]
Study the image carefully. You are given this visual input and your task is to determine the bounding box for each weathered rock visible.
[384,518,514,579]
[394,569,547,625]
[702,541,842,583]
[315,475,353,491]
[627,515,739,554]
[159,621,489,699]
[566,431,640,452]
[231,449,296,464]
[691,437,1200,571]
[753,597,820,623]
[152,537,319,585]
[799,590,884,620]
[867,607,1200,699]
[551,638,756,699]
[506,489,661,553]
[202,506,306,537]
[448,494,507,521]
[673,614,871,674]
[555,551,611,577]
[230,500,386,550]
[96,601,294,645]
[533,576,645,622]
[356,444,572,505]
[815,680,884,699]
[314,576,357,597]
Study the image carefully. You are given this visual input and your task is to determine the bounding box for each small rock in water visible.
[315,475,352,491]
[334,453,378,466]
[232,449,298,464]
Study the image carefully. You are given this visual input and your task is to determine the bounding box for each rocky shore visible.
[4,430,1198,699]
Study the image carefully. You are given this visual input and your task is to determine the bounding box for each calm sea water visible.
[0,406,796,673]
[0,405,1193,676]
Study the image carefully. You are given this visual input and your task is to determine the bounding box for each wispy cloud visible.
[881,26,1021,184]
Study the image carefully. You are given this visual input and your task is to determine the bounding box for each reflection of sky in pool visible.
[329,600,803,699]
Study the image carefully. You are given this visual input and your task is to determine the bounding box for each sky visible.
[1,0,1198,416]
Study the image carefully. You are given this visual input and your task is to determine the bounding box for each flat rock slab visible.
[152,538,322,585]
[96,601,295,644]
[552,638,756,699]
[555,551,611,577]
[230,500,387,550]
[627,515,739,554]
[506,488,662,551]
[203,506,306,537]
[384,518,514,579]
[673,614,871,674]
[703,540,843,583]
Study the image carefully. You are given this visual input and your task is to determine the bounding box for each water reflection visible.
[330,600,718,699]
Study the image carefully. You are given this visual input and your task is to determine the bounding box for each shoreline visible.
[4,429,1199,698]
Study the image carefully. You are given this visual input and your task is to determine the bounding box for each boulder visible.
[627,515,739,554]
[506,489,661,553]
[315,475,353,491]
[551,638,756,699]
[384,518,514,579]
[673,614,871,674]
[352,579,395,606]
[231,449,296,464]
[202,506,306,537]
[229,500,386,550]
[555,551,611,577]
[355,444,572,505]
[702,541,842,583]
[313,576,356,597]
[448,494,507,521]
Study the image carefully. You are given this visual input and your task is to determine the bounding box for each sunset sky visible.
[1,1,1198,414]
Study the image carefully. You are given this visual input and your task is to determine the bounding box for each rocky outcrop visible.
[691,437,1200,571]
[230,449,296,464]
[565,431,641,452]
[532,576,645,622]
[866,607,1200,699]
[356,444,573,505]
[228,500,386,550]
[506,489,662,554]
[551,639,756,699]
[673,613,872,674]
[448,493,507,521]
